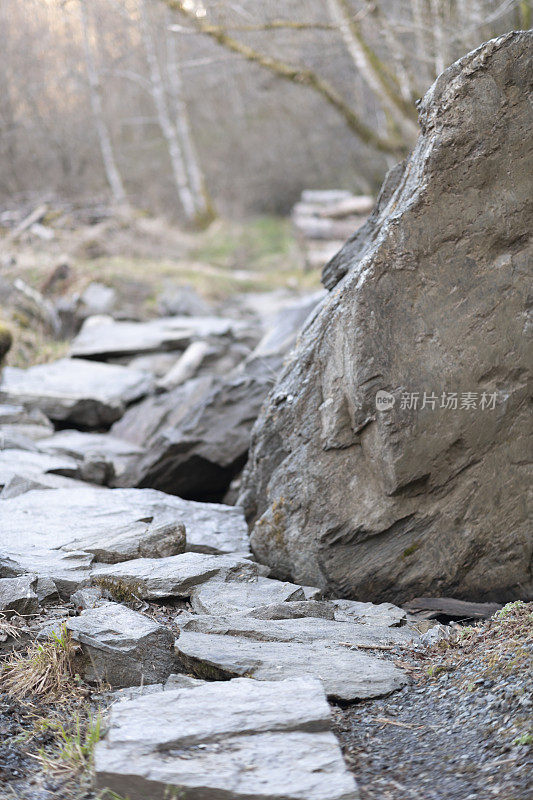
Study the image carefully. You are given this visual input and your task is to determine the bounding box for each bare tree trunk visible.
[429,0,449,76]
[139,0,197,222]
[79,0,126,205]
[326,0,419,143]
[365,0,419,101]
[165,18,214,221]
[410,0,431,83]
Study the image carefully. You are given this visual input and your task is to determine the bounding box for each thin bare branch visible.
[161,0,406,155]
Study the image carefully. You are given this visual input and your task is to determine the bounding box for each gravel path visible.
[332,603,532,800]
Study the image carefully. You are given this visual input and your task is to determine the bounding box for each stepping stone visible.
[94,676,359,800]
[0,575,39,618]
[91,553,260,600]
[1,486,250,595]
[66,602,175,687]
[70,315,254,360]
[0,358,154,427]
[190,576,305,615]
[175,614,415,700]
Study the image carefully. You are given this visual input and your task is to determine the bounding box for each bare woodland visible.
[0,0,527,221]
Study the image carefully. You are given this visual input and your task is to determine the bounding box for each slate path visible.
[94,677,359,800]
[0,291,415,800]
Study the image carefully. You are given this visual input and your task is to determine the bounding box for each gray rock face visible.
[241,32,533,603]
[66,602,175,687]
[70,315,254,360]
[95,677,359,800]
[0,575,39,617]
[0,359,154,428]
[112,372,272,501]
[190,576,305,615]
[91,553,260,600]
[175,613,413,700]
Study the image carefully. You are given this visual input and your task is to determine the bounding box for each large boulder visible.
[240,33,532,603]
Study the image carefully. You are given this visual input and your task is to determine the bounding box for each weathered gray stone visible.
[0,449,79,489]
[1,487,186,566]
[0,403,54,442]
[70,315,254,360]
[0,487,194,595]
[92,553,260,600]
[66,602,175,687]
[190,576,305,615]
[0,575,39,618]
[157,339,250,391]
[157,284,212,317]
[331,600,407,627]
[241,32,533,603]
[163,673,206,690]
[244,600,335,620]
[1,487,249,593]
[38,430,145,483]
[0,471,91,499]
[35,576,59,604]
[0,359,154,428]
[111,371,272,501]
[175,614,413,700]
[94,677,359,800]
[70,586,105,610]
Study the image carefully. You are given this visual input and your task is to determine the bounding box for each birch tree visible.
[165,14,214,222]
[79,0,126,205]
[139,0,199,222]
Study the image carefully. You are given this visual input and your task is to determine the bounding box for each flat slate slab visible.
[190,576,305,615]
[70,315,254,360]
[0,358,154,427]
[1,487,193,594]
[0,403,54,442]
[1,486,251,594]
[38,429,145,482]
[92,553,260,600]
[66,602,175,687]
[95,676,359,800]
[0,449,79,489]
[175,614,414,700]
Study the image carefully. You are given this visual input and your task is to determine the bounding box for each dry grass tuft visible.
[0,611,22,642]
[0,624,82,702]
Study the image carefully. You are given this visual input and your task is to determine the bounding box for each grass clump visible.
[0,624,81,702]
[34,709,103,776]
